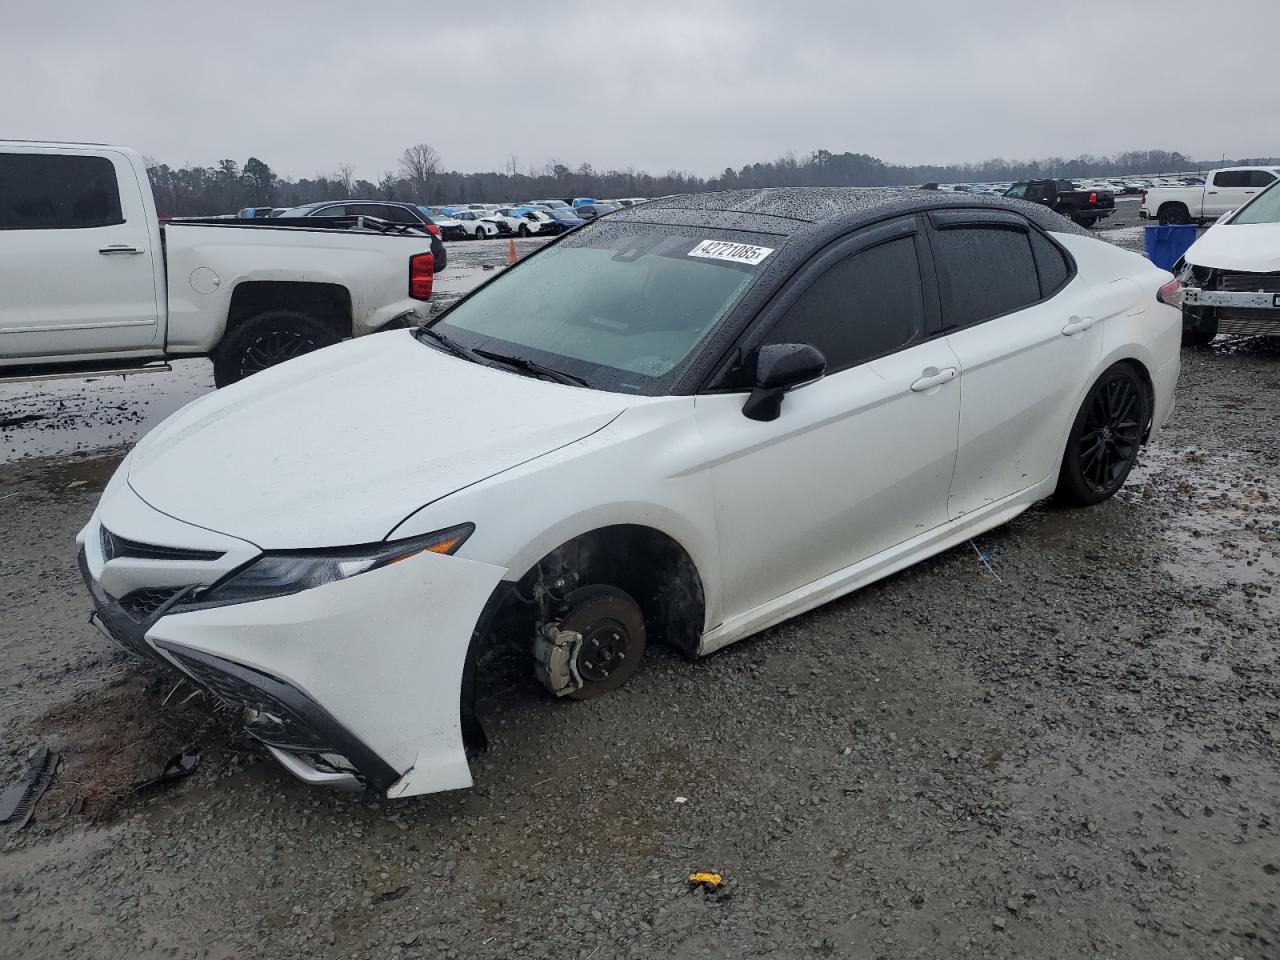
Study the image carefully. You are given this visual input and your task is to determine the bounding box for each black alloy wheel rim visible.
[1079,377,1142,492]
[239,330,317,377]
[577,617,630,683]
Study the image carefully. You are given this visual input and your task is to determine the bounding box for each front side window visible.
[1005,184,1027,199]
[0,152,123,230]
[428,224,774,394]
[759,236,925,373]
[932,225,1041,329]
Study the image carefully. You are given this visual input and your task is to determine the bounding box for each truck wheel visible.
[1078,215,1098,228]
[1055,362,1149,507]
[1055,206,1077,224]
[1158,204,1190,225]
[213,310,340,388]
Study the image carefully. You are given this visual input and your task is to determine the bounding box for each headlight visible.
[192,524,473,606]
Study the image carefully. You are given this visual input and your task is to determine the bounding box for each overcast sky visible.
[5,0,1276,180]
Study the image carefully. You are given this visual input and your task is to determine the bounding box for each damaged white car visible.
[79,188,1180,797]
[1175,179,1280,345]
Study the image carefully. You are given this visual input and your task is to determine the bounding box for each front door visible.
[694,220,961,620]
[0,149,161,361]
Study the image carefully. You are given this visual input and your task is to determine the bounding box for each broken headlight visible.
[193,524,473,606]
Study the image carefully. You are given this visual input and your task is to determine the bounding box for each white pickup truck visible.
[0,142,440,387]
[1140,166,1280,226]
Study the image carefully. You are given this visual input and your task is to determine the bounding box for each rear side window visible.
[1212,171,1247,188]
[0,152,123,230]
[932,226,1041,329]
[761,236,926,373]
[1029,230,1071,296]
[1248,170,1277,188]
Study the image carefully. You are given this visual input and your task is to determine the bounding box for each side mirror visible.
[741,343,826,422]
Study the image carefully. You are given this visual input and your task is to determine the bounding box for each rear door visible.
[0,148,161,361]
[930,211,1102,518]
[1241,169,1279,207]
[694,218,962,618]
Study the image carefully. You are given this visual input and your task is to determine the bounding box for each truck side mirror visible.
[742,343,826,422]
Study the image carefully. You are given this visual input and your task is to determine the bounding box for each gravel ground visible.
[2,212,1278,960]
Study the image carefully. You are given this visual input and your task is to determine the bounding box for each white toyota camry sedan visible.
[79,188,1181,797]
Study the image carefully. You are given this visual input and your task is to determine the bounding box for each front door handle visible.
[1062,316,1096,337]
[99,245,143,255]
[910,366,958,392]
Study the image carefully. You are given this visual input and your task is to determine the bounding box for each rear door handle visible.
[910,366,958,392]
[99,245,143,255]
[1062,316,1096,336]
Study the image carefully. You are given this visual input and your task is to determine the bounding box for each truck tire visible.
[213,310,340,388]
[1055,206,1077,224]
[1078,215,1098,228]
[1158,204,1190,225]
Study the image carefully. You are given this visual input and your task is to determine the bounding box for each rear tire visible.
[1158,204,1190,226]
[517,224,530,237]
[213,310,340,388]
[1078,215,1098,228]
[1055,206,1077,224]
[1055,363,1149,506]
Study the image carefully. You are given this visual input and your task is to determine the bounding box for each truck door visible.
[1204,170,1251,217]
[0,148,161,363]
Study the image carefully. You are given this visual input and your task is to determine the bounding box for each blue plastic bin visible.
[1143,224,1198,271]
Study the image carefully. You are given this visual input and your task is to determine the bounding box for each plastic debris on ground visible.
[0,747,60,830]
[969,539,1002,582]
[132,750,200,793]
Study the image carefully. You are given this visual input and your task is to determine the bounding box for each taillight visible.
[1140,190,1147,204]
[426,223,441,237]
[1088,192,1097,205]
[409,252,434,300]
[1156,278,1183,308]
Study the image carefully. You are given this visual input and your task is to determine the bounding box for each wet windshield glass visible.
[425,223,777,394]
[1231,182,1280,225]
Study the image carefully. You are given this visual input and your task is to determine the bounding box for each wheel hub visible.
[579,624,627,681]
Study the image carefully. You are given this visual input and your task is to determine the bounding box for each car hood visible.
[1184,222,1280,273]
[127,331,634,549]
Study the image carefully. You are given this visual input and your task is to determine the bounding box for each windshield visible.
[1231,182,1280,225]
[425,223,776,394]
[278,204,322,217]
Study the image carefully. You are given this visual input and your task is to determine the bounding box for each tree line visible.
[145,144,1280,217]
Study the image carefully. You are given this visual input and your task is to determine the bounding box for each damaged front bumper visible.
[78,487,507,798]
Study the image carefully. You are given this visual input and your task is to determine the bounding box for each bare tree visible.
[399,143,441,201]
[335,163,356,197]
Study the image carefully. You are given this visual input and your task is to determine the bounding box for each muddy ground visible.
[2,213,1279,959]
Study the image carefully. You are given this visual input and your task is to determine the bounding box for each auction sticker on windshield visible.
[687,240,774,266]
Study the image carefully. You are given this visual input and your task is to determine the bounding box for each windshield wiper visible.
[471,347,588,387]
[416,325,474,361]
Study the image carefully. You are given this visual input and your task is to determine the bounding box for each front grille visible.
[101,527,224,563]
[1218,314,1280,334]
[120,587,182,621]
[1220,273,1280,294]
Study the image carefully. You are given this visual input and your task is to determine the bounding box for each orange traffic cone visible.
[507,238,518,265]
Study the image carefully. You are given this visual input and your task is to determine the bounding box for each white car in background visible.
[79,187,1180,799]
[493,207,556,236]
[451,209,501,239]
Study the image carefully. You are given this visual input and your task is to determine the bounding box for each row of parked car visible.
[239,197,650,242]
[927,175,1206,198]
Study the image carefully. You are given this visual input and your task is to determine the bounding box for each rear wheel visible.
[1055,363,1149,506]
[213,310,340,388]
[517,224,530,237]
[1158,204,1190,225]
[1078,215,1098,228]
[1055,206,1077,224]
